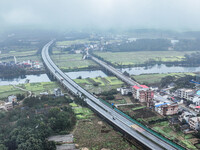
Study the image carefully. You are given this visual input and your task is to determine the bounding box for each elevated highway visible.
[42,41,184,150]
[90,55,139,86]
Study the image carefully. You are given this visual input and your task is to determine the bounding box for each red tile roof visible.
[133,85,140,89]
[140,85,149,88]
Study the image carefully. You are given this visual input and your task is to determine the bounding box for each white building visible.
[119,87,131,95]
[8,95,17,103]
[192,96,200,106]
[189,117,200,130]
[54,88,63,97]
[179,111,195,123]
[177,89,194,100]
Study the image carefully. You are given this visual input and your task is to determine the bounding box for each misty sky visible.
[0,0,200,31]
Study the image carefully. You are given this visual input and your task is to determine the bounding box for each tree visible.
[123,71,130,77]
[17,137,43,150]
[0,144,7,150]
[43,141,56,150]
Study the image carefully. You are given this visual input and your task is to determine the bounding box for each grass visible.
[132,106,146,111]
[133,72,196,84]
[0,82,61,99]
[180,140,197,150]
[0,85,25,100]
[94,51,196,66]
[69,102,78,107]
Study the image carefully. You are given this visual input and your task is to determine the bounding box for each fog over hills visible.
[0,0,200,32]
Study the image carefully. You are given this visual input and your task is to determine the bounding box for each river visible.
[0,70,107,86]
[119,64,200,75]
[1,64,200,86]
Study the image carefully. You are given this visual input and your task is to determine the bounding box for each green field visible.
[51,52,98,71]
[0,85,25,100]
[73,106,93,120]
[74,76,124,94]
[133,72,196,85]
[0,82,61,99]
[94,51,196,66]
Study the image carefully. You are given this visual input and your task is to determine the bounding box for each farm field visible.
[74,76,124,94]
[51,52,98,71]
[73,111,137,150]
[133,72,196,85]
[94,51,196,66]
[0,46,39,60]
[0,82,61,99]
[2,55,42,63]
[0,50,37,59]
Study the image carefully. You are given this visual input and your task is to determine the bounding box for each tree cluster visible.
[160,75,195,89]
[0,96,76,150]
[0,65,26,78]
[104,39,171,52]
[174,39,200,51]
[184,52,200,65]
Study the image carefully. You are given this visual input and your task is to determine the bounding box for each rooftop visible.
[132,85,149,90]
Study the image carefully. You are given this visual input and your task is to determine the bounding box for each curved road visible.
[42,41,183,150]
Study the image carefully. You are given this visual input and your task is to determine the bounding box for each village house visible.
[189,104,200,113]
[132,85,154,104]
[188,117,200,130]
[179,111,196,123]
[8,95,17,103]
[117,87,131,95]
[54,88,63,97]
[155,102,178,116]
[192,96,200,106]
[177,89,194,101]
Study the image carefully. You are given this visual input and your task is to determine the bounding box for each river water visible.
[0,70,107,86]
[119,64,200,75]
[1,64,200,86]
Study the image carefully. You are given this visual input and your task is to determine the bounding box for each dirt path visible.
[11,84,32,104]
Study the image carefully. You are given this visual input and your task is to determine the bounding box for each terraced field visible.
[74,76,124,93]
